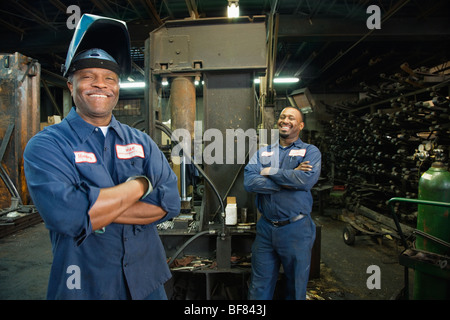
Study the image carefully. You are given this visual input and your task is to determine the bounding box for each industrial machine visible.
[144,16,267,299]
[0,53,40,237]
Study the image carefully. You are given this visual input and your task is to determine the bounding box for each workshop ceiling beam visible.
[0,18,25,36]
[91,0,117,18]
[125,0,144,19]
[277,16,450,42]
[48,0,67,13]
[9,0,57,31]
[161,0,175,19]
[140,0,163,27]
[185,0,199,19]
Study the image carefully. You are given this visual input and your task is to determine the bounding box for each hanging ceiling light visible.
[120,81,145,89]
[227,1,239,18]
[254,77,300,84]
[273,77,300,84]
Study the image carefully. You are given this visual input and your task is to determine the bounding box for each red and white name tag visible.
[74,151,97,163]
[261,151,274,157]
[116,144,145,159]
[289,149,306,157]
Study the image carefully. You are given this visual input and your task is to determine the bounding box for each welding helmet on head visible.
[69,48,120,75]
[62,14,131,78]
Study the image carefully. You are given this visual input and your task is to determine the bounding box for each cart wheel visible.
[343,225,356,245]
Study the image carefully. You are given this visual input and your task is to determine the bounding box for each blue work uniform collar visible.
[66,107,125,142]
[273,137,304,150]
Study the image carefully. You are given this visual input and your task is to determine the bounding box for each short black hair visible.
[281,106,304,122]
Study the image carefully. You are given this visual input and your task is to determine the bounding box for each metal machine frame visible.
[144,16,267,299]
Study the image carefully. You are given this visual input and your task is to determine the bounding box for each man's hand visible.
[295,161,312,171]
[260,167,272,176]
[281,161,312,189]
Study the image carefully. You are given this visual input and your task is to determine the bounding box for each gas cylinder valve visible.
[414,143,430,162]
[433,147,445,162]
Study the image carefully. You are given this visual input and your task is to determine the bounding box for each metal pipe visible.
[167,230,214,267]
[387,197,450,249]
[155,121,226,228]
[180,155,187,200]
[169,76,196,140]
[168,76,196,204]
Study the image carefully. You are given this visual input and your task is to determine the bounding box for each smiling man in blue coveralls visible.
[23,15,180,300]
[244,107,321,300]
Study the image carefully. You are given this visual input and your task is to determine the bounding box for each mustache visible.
[85,90,114,97]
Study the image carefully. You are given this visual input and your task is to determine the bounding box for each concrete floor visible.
[309,211,413,300]
[0,208,413,300]
[0,221,51,300]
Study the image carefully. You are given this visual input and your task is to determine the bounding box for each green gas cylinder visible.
[414,161,450,300]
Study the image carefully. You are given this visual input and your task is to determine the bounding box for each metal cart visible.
[342,204,413,246]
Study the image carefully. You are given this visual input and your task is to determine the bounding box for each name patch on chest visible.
[115,144,145,159]
[261,151,274,157]
[74,151,97,163]
[289,149,306,157]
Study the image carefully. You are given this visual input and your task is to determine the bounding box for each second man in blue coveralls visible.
[244,107,321,300]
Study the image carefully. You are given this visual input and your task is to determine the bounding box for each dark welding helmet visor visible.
[62,14,131,78]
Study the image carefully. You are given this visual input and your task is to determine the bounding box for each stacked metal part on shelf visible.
[323,62,450,227]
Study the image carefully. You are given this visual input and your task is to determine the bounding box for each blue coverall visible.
[23,108,180,299]
[244,137,321,299]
